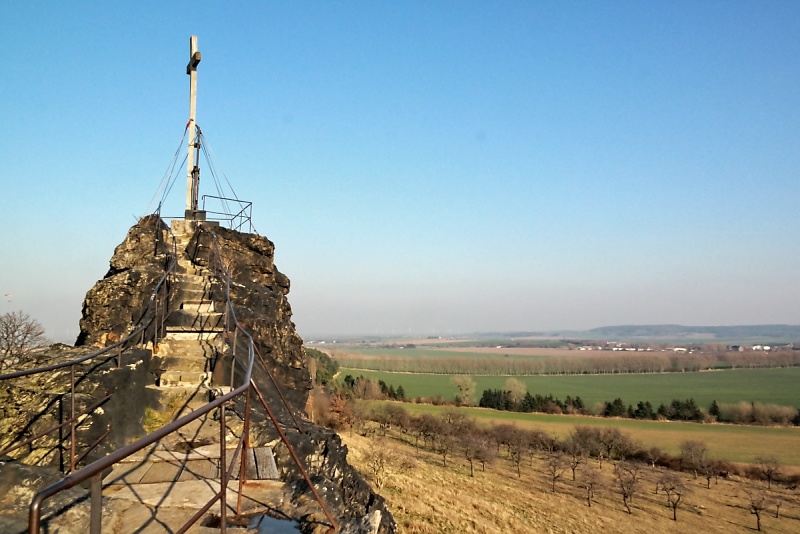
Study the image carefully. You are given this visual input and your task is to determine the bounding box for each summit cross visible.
[185,36,202,218]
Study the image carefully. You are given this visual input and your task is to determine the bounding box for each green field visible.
[342,367,800,409]
[366,400,800,467]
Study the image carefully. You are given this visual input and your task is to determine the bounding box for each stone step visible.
[145,384,210,413]
[171,273,216,286]
[181,300,217,313]
[166,310,224,331]
[171,290,222,309]
[176,259,213,276]
[152,355,209,373]
[156,339,222,358]
[163,331,223,342]
[159,370,208,387]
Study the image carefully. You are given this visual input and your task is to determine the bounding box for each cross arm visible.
[186,51,201,74]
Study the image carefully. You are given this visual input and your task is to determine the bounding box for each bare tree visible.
[754,455,781,489]
[545,452,567,493]
[462,433,492,477]
[564,438,585,481]
[474,431,495,472]
[580,465,602,507]
[434,422,458,468]
[508,429,527,478]
[773,493,782,518]
[451,375,476,406]
[572,426,602,465]
[645,446,664,469]
[492,423,517,457]
[0,310,47,370]
[615,461,640,514]
[745,488,769,531]
[598,427,624,465]
[679,440,707,478]
[363,438,416,490]
[698,457,718,489]
[658,472,688,521]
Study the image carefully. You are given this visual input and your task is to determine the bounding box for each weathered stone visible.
[1,218,396,533]
[76,214,171,347]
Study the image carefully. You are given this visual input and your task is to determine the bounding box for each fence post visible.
[237,386,251,516]
[70,365,76,473]
[220,402,227,534]
[90,473,102,534]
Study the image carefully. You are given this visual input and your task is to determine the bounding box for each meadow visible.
[342,426,800,533]
[340,366,800,409]
[365,400,800,467]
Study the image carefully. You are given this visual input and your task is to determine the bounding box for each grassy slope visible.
[365,401,800,467]
[342,430,800,534]
[343,367,800,408]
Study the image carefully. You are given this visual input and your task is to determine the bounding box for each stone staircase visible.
[94,221,281,532]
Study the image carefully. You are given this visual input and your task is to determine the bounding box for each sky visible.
[1,2,799,342]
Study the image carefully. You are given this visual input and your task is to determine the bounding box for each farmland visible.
[363,400,800,467]
[341,366,800,410]
[328,345,800,376]
[342,420,800,533]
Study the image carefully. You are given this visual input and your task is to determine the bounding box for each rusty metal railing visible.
[22,224,337,534]
[0,220,177,474]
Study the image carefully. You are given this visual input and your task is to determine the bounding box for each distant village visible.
[574,342,796,353]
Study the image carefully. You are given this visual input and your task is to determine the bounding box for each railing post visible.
[219,402,227,534]
[237,386,251,516]
[90,473,102,534]
[58,395,64,472]
[70,364,76,473]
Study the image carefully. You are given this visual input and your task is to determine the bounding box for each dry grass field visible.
[342,430,800,533]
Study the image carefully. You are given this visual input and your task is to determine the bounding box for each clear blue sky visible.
[1,2,799,342]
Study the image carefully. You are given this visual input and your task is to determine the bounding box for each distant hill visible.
[474,324,800,343]
[586,324,800,342]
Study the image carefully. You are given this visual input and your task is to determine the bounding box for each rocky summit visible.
[0,215,395,534]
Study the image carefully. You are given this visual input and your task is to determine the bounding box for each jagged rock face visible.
[248,422,393,534]
[76,214,171,347]
[193,226,310,410]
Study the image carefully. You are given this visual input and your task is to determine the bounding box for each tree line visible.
[330,349,800,376]
[329,374,800,428]
[478,387,800,426]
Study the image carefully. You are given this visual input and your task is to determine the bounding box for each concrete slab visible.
[104,479,284,510]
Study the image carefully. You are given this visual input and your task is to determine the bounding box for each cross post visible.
[185,36,202,219]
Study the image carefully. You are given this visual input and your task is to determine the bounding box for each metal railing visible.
[15,223,336,534]
[0,219,177,474]
[201,194,253,233]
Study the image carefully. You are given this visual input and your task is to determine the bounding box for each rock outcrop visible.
[2,216,396,533]
[76,214,171,347]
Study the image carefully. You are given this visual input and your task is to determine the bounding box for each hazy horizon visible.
[2,3,799,344]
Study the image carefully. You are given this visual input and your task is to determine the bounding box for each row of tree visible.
[330,349,800,376]
[477,386,800,426]
[349,403,791,529]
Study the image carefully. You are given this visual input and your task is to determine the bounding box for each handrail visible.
[25,223,337,534]
[201,194,253,233]
[0,219,178,476]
